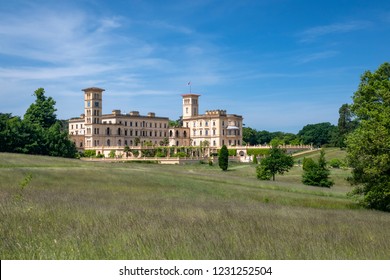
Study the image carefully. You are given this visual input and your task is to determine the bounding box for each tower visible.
[181,94,200,119]
[83,87,104,126]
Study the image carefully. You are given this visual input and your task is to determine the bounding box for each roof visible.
[82,87,105,92]
[181,93,201,98]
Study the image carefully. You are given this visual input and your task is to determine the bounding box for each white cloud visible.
[295,50,339,64]
[298,20,372,42]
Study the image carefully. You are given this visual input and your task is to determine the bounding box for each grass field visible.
[1,151,389,259]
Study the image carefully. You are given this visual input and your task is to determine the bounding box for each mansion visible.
[69,87,243,156]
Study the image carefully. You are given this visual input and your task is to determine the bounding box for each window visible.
[118,140,122,146]
[94,101,99,107]
[130,130,133,136]
[205,130,208,136]
[106,127,110,135]
[125,121,127,126]
[213,140,216,146]
[107,139,111,146]
[130,122,133,127]
[125,130,128,136]
[183,131,187,137]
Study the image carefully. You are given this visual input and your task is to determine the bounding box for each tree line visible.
[0,88,76,158]
[243,113,357,148]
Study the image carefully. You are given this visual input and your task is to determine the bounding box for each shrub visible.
[83,150,96,157]
[256,165,272,180]
[328,158,342,168]
[173,152,187,158]
[109,150,116,158]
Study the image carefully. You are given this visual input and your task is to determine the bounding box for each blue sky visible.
[1,0,389,132]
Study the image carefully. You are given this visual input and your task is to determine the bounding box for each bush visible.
[256,165,272,180]
[173,152,187,158]
[155,152,166,157]
[109,150,116,158]
[247,149,270,157]
[83,150,96,157]
[328,158,342,168]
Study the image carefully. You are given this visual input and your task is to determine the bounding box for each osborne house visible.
[68,87,243,157]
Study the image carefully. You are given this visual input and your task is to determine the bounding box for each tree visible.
[24,88,57,129]
[336,104,358,148]
[346,62,390,212]
[218,145,229,171]
[302,149,334,187]
[298,122,337,147]
[256,146,294,181]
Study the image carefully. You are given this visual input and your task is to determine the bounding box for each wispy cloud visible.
[295,50,339,64]
[298,20,372,42]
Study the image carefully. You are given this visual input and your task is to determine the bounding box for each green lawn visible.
[1,152,389,259]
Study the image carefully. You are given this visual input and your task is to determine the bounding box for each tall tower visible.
[182,94,200,119]
[83,87,104,126]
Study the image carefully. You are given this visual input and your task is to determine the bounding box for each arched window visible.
[107,139,111,146]
[183,131,187,137]
[118,128,121,135]
[106,127,110,135]
[118,139,121,146]
[176,130,179,137]
[169,130,173,137]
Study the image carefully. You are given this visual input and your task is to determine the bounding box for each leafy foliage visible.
[336,104,358,148]
[0,88,76,158]
[298,122,338,147]
[346,62,390,212]
[24,88,57,129]
[256,146,294,181]
[218,145,229,171]
[302,149,334,187]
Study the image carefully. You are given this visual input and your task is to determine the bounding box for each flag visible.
[187,81,191,85]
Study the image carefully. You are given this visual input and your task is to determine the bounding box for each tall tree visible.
[302,149,334,187]
[24,88,57,129]
[256,146,294,181]
[346,62,390,212]
[337,104,358,148]
[218,145,229,171]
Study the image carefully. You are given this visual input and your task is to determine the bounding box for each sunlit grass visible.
[1,153,389,259]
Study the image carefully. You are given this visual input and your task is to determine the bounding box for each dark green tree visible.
[24,88,57,129]
[337,104,358,148]
[302,149,334,187]
[218,145,229,171]
[45,122,77,158]
[346,62,390,211]
[298,122,337,147]
[256,146,294,181]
